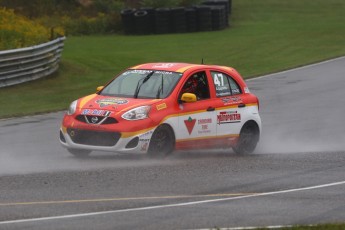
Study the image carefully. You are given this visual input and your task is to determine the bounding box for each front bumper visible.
[59,126,154,154]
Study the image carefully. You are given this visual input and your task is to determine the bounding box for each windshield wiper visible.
[134,71,154,98]
[156,74,164,99]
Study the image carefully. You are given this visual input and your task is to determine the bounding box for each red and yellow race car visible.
[60,63,261,157]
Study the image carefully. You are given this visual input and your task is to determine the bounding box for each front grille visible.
[67,128,121,146]
[76,115,118,125]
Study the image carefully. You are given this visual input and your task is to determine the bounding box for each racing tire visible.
[232,121,259,155]
[67,148,91,158]
[147,125,175,157]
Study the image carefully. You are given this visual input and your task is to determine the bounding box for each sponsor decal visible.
[139,131,152,151]
[139,138,150,142]
[244,87,250,94]
[221,97,232,104]
[221,96,242,105]
[198,118,212,124]
[96,98,128,108]
[217,111,241,124]
[197,118,212,134]
[152,63,175,68]
[184,116,196,135]
[74,124,107,130]
[232,89,241,94]
[217,92,231,97]
[125,70,174,75]
[156,103,167,111]
[123,70,150,75]
[140,130,153,139]
[81,109,112,116]
[141,142,149,151]
[216,86,228,91]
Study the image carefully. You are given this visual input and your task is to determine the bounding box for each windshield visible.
[100,70,183,99]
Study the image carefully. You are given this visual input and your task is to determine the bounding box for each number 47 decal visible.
[213,74,225,87]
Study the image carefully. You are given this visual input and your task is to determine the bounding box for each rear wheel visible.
[148,125,175,157]
[67,148,91,158]
[232,121,259,154]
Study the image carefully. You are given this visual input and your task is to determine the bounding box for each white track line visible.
[190,225,295,230]
[0,180,344,225]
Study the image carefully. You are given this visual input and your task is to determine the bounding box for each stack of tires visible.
[133,7,155,35]
[171,7,187,33]
[210,6,227,30]
[195,5,212,32]
[120,0,231,35]
[155,8,171,34]
[120,9,136,35]
[185,7,197,32]
[202,0,231,26]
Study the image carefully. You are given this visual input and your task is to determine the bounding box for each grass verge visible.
[1,0,345,118]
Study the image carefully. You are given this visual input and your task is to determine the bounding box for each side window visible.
[228,77,241,95]
[180,71,210,100]
[211,71,241,97]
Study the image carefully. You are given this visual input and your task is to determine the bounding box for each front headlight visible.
[67,100,78,115]
[121,106,151,120]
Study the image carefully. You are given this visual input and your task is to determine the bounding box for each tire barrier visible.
[121,0,231,35]
[171,7,187,33]
[185,7,198,32]
[137,7,155,34]
[202,0,231,26]
[211,6,227,30]
[120,8,136,34]
[155,8,172,34]
[195,5,212,32]
[134,9,155,35]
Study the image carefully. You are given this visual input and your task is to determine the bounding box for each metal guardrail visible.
[0,37,66,88]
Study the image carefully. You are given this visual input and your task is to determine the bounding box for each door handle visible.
[238,103,246,108]
[207,106,215,111]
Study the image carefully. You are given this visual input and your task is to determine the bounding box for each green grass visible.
[1,0,345,118]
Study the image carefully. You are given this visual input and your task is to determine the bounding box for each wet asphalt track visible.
[0,57,344,229]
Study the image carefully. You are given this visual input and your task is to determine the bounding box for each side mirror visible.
[180,93,197,103]
[96,86,104,92]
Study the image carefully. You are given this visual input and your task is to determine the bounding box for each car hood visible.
[76,94,162,113]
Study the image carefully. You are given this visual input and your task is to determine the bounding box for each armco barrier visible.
[0,36,66,88]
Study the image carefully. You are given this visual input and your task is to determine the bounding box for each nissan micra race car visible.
[60,63,261,157]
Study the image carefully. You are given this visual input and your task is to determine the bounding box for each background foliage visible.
[0,0,125,40]
[0,0,205,38]
[0,8,50,50]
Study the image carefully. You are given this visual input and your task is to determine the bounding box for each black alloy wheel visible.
[232,121,259,154]
[148,125,175,157]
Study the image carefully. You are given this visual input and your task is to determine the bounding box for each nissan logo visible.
[91,116,99,124]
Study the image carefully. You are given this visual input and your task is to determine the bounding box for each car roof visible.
[129,62,235,74]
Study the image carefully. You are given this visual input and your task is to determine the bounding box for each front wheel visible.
[67,148,91,158]
[148,125,175,157]
[232,122,259,155]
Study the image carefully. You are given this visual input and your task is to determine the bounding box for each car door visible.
[176,71,217,149]
[210,70,245,140]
